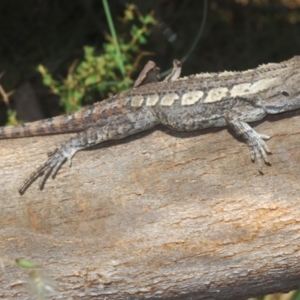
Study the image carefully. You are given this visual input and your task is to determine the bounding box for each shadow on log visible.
[1,110,300,299]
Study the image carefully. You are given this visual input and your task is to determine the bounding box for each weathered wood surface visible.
[1,111,300,299]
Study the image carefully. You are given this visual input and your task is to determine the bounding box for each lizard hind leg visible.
[18,108,159,195]
[18,128,99,195]
[18,148,68,195]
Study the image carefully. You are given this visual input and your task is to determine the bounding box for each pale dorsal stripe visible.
[131,95,144,107]
[246,78,278,95]
[160,93,179,106]
[204,87,228,103]
[230,78,278,97]
[230,83,251,97]
[146,94,160,106]
[181,90,203,105]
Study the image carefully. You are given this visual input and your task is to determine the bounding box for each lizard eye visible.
[282,91,289,97]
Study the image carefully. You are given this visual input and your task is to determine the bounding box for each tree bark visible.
[1,111,300,299]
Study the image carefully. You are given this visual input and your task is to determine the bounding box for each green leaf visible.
[85,75,100,86]
[16,259,39,269]
[138,35,147,44]
[37,4,155,114]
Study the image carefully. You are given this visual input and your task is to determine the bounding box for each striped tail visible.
[0,109,93,139]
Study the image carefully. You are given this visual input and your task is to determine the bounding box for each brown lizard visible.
[1,56,300,195]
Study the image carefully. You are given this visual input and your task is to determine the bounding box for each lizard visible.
[1,56,300,195]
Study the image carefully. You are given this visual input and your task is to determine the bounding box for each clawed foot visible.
[247,132,271,173]
[18,148,69,195]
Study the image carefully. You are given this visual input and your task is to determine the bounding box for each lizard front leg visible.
[225,110,271,173]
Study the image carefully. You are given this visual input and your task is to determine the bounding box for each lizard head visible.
[264,60,300,114]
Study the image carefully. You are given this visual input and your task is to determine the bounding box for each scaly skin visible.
[2,57,300,194]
